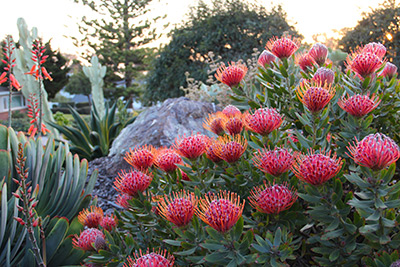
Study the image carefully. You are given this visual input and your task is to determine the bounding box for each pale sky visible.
[1,0,385,55]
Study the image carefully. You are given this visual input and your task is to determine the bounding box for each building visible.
[0,86,28,120]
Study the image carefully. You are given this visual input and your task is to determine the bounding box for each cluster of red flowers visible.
[125,249,175,267]
[0,35,22,90]
[26,93,51,136]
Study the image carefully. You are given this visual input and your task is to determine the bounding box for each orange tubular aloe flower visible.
[114,169,153,196]
[215,135,247,163]
[125,249,175,267]
[243,108,283,136]
[265,35,299,59]
[157,190,198,227]
[248,181,298,214]
[73,228,105,251]
[0,72,7,84]
[338,93,381,117]
[296,81,335,113]
[196,190,245,233]
[308,43,328,66]
[252,146,293,176]
[174,133,210,160]
[215,61,248,88]
[203,112,225,135]
[78,206,104,228]
[154,148,183,172]
[124,145,155,170]
[292,149,343,186]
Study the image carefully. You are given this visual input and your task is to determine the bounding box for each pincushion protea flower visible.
[196,190,245,233]
[174,133,210,159]
[346,52,382,78]
[154,148,183,172]
[222,114,244,135]
[338,93,381,117]
[292,149,343,185]
[243,108,283,136]
[296,81,335,113]
[114,169,153,196]
[347,133,400,170]
[125,249,174,267]
[215,135,247,163]
[116,193,133,208]
[252,147,293,176]
[248,181,298,214]
[157,190,198,227]
[308,43,328,66]
[203,112,225,135]
[124,145,155,170]
[362,42,386,59]
[296,52,316,71]
[379,62,398,79]
[265,35,299,59]
[73,228,105,251]
[205,140,223,163]
[215,61,248,87]
[311,67,335,85]
[258,50,277,67]
[100,214,118,231]
[222,105,241,118]
[78,206,104,228]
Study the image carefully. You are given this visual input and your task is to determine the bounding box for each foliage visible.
[64,67,91,102]
[144,0,301,104]
[0,111,30,133]
[53,111,71,127]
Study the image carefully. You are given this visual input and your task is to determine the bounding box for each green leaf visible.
[232,216,243,241]
[206,227,223,241]
[205,252,228,263]
[175,247,197,256]
[273,227,281,248]
[163,239,182,246]
[329,249,340,262]
[45,217,69,262]
[201,243,225,250]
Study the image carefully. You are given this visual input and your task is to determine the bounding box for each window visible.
[2,95,26,110]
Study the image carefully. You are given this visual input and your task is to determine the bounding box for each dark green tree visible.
[144,0,300,104]
[339,0,400,66]
[64,62,92,104]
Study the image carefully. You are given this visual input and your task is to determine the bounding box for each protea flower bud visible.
[116,193,133,208]
[203,112,225,135]
[296,52,316,71]
[196,190,244,233]
[347,133,400,170]
[125,249,175,267]
[154,148,183,172]
[338,93,381,117]
[114,169,153,196]
[258,50,277,67]
[379,62,398,79]
[94,234,107,251]
[174,133,210,160]
[346,52,382,78]
[214,135,247,163]
[205,140,223,163]
[265,35,299,59]
[362,42,386,59]
[248,181,298,214]
[243,108,283,136]
[252,147,293,176]
[308,43,328,66]
[124,145,155,170]
[215,61,248,87]
[100,214,118,232]
[312,67,335,85]
[296,81,335,113]
[73,228,105,251]
[222,105,241,118]
[78,206,104,228]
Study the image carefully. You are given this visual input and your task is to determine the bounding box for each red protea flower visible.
[243,108,283,136]
[196,190,245,233]
[154,148,183,172]
[73,228,105,251]
[222,105,241,118]
[174,133,210,159]
[116,193,133,208]
[338,93,381,117]
[296,52,317,71]
[308,43,328,66]
[114,169,153,196]
[347,133,400,170]
[215,61,248,87]
[203,112,225,135]
[205,140,223,163]
[124,145,155,170]
[265,36,299,59]
[125,249,174,267]
[258,50,277,67]
[379,62,398,79]
[157,190,198,227]
[222,114,244,135]
[215,135,247,163]
[252,147,293,176]
[346,52,382,78]
[292,149,343,185]
[296,81,335,113]
[100,214,118,231]
[248,181,298,214]
[362,42,386,59]
[311,67,335,85]
[78,206,104,228]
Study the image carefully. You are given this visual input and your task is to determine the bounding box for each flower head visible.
[215,135,247,163]
[296,81,335,113]
[73,228,105,251]
[243,108,283,136]
[125,249,175,267]
[222,114,244,135]
[157,190,198,227]
[78,206,104,228]
[379,62,398,79]
[196,190,244,233]
[252,147,293,176]
[116,193,133,208]
[124,145,155,170]
[308,43,328,66]
[258,50,277,67]
[346,52,382,78]
[362,42,386,59]
[292,149,343,185]
[222,105,241,118]
[347,133,400,170]
[311,67,335,85]
[296,52,316,71]
[338,93,381,117]
[114,169,153,196]
[203,112,225,135]
[205,140,223,163]
[154,148,183,172]
[100,214,118,231]
[248,181,297,214]
[215,61,248,87]
[174,133,210,159]
[266,36,299,59]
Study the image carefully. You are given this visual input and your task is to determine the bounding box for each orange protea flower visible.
[203,112,225,135]
[346,52,382,78]
[248,181,297,214]
[252,147,293,176]
[265,36,299,59]
[311,67,335,86]
[205,139,223,163]
[154,148,183,172]
[338,93,381,117]
[379,62,398,79]
[125,249,175,267]
[292,149,343,186]
[215,135,247,163]
[174,133,210,160]
[157,190,198,227]
[308,43,328,66]
[222,113,243,135]
[114,169,153,196]
[243,108,283,136]
[296,81,335,113]
[196,190,244,233]
[296,52,316,71]
[362,42,386,59]
[347,133,400,170]
[73,228,105,251]
[124,145,155,170]
[78,206,104,228]
[116,193,133,208]
[222,105,241,118]
[258,50,277,67]
[100,214,118,232]
[215,61,248,87]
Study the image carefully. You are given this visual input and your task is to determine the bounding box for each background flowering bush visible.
[74,37,400,266]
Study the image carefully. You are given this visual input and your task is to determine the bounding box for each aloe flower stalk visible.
[27,93,51,137]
